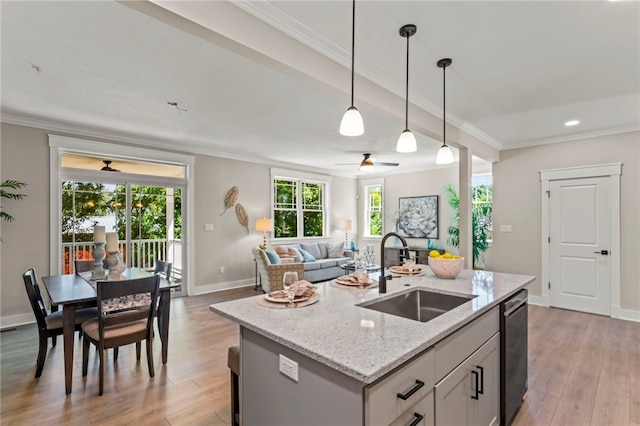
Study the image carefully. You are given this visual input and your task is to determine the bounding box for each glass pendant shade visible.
[436,144,454,164]
[396,129,417,153]
[340,106,364,136]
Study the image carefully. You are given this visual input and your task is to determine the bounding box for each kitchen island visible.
[210,267,534,426]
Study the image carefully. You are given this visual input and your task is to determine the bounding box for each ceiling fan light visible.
[340,106,364,136]
[396,129,417,153]
[359,157,375,171]
[436,144,454,164]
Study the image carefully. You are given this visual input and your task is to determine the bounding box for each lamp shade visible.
[436,144,454,164]
[255,218,272,232]
[340,106,364,136]
[396,129,417,153]
[344,219,353,230]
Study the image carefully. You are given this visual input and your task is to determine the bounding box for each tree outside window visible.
[273,178,325,238]
[364,184,382,237]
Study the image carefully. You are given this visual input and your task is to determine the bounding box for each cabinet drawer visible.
[389,391,434,426]
[365,349,435,426]
[434,306,499,381]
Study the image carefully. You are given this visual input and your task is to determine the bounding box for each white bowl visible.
[429,257,464,279]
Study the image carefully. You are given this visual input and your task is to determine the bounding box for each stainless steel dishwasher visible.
[500,289,528,426]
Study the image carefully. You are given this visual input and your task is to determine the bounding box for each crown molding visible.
[502,123,640,151]
[231,0,504,151]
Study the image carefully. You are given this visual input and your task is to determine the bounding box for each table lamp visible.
[256,218,272,249]
[344,219,353,250]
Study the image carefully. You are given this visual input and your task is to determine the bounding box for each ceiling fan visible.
[100,160,120,172]
[337,153,400,171]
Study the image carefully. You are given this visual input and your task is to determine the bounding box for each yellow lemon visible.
[442,253,454,259]
[429,250,441,258]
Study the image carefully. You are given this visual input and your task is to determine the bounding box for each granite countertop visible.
[209,267,534,384]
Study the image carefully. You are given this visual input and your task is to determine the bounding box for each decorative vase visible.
[91,242,107,280]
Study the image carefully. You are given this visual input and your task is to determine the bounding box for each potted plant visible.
[1,179,27,222]
[444,185,492,268]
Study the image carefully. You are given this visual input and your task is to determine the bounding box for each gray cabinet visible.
[434,333,500,426]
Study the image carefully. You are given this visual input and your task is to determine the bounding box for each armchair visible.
[252,247,304,293]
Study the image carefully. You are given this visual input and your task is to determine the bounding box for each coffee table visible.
[340,263,381,275]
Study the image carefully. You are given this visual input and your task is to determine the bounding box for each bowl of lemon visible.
[428,250,464,279]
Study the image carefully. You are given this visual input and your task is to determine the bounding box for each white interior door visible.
[549,177,611,315]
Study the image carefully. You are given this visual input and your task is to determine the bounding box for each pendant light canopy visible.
[436,58,454,164]
[396,24,417,153]
[340,0,364,136]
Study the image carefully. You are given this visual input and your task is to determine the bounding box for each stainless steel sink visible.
[358,289,475,322]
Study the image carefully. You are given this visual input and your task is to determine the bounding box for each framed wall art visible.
[397,195,439,239]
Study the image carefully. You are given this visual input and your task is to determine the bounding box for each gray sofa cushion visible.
[317,243,329,259]
[317,259,338,268]
[300,243,322,259]
[303,262,321,271]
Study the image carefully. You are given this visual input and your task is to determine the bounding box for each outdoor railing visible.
[62,239,182,281]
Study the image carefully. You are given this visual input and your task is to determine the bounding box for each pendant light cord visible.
[405,34,410,129]
[442,63,446,145]
[350,0,355,106]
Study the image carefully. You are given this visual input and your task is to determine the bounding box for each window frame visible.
[270,168,331,241]
[361,177,384,240]
[472,174,493,242]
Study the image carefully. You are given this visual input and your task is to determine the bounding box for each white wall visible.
[490,131,639,312]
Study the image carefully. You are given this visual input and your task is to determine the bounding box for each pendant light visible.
[436,58,454,164]
[396,24,417,153]
[340,0,364,136]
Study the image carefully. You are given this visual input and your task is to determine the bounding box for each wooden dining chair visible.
[22,269,97,378]
[74,259,95,274]
[81,275,160,395]
[153,259,172,280]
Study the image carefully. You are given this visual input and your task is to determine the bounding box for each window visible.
[272,171,328,239]
[472,174,493,241]
[364,184,383,237]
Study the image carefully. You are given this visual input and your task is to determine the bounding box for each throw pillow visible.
[288,247,304,262]
[327,241,344,258]
[300,243,322,260]
[298,248,316,262]
[264,249,281,265]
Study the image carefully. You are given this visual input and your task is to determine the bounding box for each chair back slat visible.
[74,259,95,274]
[96,275,159,332]
[22,269,49,330]
[153,260,172,280]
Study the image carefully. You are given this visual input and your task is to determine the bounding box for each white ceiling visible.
[1,1,638,177]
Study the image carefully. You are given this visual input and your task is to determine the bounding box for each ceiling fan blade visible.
[375,161,400,167]
[335,162,360,166]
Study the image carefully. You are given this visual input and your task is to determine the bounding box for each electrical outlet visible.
[204,224,214,231]
[500,224,513,233]
[219,266,224,273]
[279,354,298,382]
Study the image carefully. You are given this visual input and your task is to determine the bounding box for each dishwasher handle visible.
[504,292,527,317]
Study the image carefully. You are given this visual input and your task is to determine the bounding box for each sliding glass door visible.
[61,180,184,293]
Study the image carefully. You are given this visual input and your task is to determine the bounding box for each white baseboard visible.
[619,308,640,322]
[527,294,548,307]
[191,279,255,296]
[0,313,35,331]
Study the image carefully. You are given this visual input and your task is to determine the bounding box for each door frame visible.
[540,163,622,318]
[49,134,195,296]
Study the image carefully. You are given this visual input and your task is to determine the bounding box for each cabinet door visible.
[434,333,500,426]
[469,334,500,426]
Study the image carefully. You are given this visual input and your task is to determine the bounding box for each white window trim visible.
[270,167,332,241]
[361,177,384,241]
[49,134,196,295]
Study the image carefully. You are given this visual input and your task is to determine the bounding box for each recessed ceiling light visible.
[565,120,580,127]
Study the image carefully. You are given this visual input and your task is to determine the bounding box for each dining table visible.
[42,267,180,395]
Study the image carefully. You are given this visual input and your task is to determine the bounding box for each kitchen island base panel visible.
[241,327,364,426]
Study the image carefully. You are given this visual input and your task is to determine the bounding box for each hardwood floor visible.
[1,289,638,425]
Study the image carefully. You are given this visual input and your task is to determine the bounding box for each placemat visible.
[256,293,320,309]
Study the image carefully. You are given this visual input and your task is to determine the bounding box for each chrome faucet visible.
[379,231,411,293]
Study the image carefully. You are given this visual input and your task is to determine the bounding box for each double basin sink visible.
[358,289,475,323]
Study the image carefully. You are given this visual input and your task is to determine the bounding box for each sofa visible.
[273,241,351,283]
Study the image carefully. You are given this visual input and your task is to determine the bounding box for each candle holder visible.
[91,242,107,280]
[106,251,121,280]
